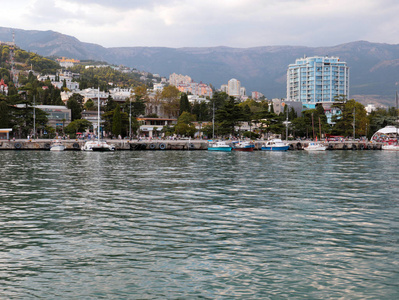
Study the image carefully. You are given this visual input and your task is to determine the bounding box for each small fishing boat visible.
[208,140,232,152]
[261,139,289,151]
[50,139,65,151]
[304,142,327,151]
[232,141,254,152]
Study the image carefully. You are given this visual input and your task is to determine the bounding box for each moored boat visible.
[50,139,65,151]
[82,140,115,151]
[232,141,254,152]
[382,142,399,151]
[261,139,289,151]
[304,142,327,151]
[81,87,115,152]
[208,140,232,152]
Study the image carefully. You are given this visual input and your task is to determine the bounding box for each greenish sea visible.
[0,150,398,299]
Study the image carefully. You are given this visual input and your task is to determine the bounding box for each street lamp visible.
[284,103,290,141]
[129,98,132,140]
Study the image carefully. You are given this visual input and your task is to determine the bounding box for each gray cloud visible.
[7,0,399,48]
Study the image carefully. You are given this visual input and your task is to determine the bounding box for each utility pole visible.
[129,98,132,140]
[212,100,215,139]
[353,107,356,140]
[285,105,289,141]
[319,117,322,140]
[33,95,36,139]
[311,112,315,140]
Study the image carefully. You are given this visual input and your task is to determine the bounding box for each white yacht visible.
[82,88,115,152]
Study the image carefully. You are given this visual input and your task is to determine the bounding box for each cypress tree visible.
[179,93,190,116]
[0,101,9,128]
[112,104,122,137]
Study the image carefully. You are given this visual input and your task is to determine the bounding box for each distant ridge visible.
[1,27,399,106]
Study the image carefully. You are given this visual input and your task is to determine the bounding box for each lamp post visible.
[129,98,132,140]
[284,103,290,142]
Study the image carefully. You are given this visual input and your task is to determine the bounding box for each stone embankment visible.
[0,139,383,150]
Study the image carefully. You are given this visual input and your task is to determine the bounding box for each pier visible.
[0,139,383,150]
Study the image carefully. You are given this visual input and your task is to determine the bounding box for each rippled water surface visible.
[0,150,398,299]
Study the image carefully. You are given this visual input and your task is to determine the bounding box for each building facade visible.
[286,56,349,108]
[227,78,241,97]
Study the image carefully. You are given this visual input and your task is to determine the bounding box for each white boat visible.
[82,88,115,152]
[382,143,399,151]
[304,142,327,151]
[208,140,232,152]
[50,139,65,151]
[261,139,289,151]
[81,140,115,151]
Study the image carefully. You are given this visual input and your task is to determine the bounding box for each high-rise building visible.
[227,78,241,97]
[286,56,349,108]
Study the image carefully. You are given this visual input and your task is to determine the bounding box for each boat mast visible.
[98,87,101,140]
[212,100,215,139]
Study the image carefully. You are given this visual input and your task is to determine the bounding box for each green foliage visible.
[67,96,82,121]
[64,119,92,135]
[0,101,9,128]
[161,85,180,118]
[68,64,142,90]
[368,107,398,137]
[243,131,259,139]
[215,97,244,136]
[192,101,209,121]
[112,104,122,136]
[84,99,95,110]
[174,112,196,137]
[179,93,191,115]
[331,99,367,137]
[291,105,329,139]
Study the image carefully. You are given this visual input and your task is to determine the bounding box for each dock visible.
[0,139,383,151]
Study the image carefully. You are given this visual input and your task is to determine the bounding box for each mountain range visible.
[1,26,399,107]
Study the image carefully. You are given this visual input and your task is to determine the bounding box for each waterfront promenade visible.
[0,138,383,150]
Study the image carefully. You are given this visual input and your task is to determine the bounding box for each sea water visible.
[0,150,398,299]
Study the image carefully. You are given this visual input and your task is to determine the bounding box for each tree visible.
[130,85,148,117]
[0,101,9,128]
[174,112,196,137]
[67,96,82,121]
[64,119,92,135]
[84,99,95,110]
[112,104,122,137]
[179,93,191,115]
[331,99,367,137]
[192,101,209,121]
[161,85,180,118]
[215,96,242,136]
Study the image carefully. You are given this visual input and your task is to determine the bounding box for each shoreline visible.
[0,139,383,151]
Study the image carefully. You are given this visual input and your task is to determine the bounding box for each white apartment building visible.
[286,56,349,109]
[228,78,241,97]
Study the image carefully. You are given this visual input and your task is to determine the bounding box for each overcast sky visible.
[2,0,399,48]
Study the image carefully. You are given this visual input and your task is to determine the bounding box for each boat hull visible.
[382,145,399,151]
[232,147,254,152]
[50,145,65,151]
[92,146,113,152]
[261,146,289,151]
[208,147,232,152]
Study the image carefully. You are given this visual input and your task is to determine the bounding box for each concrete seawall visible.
[0,139,383,151]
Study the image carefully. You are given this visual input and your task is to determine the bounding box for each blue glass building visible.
[286,56,349,109]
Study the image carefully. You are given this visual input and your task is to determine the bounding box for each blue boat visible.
[261,139,289,151]
[208,140,232,152]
